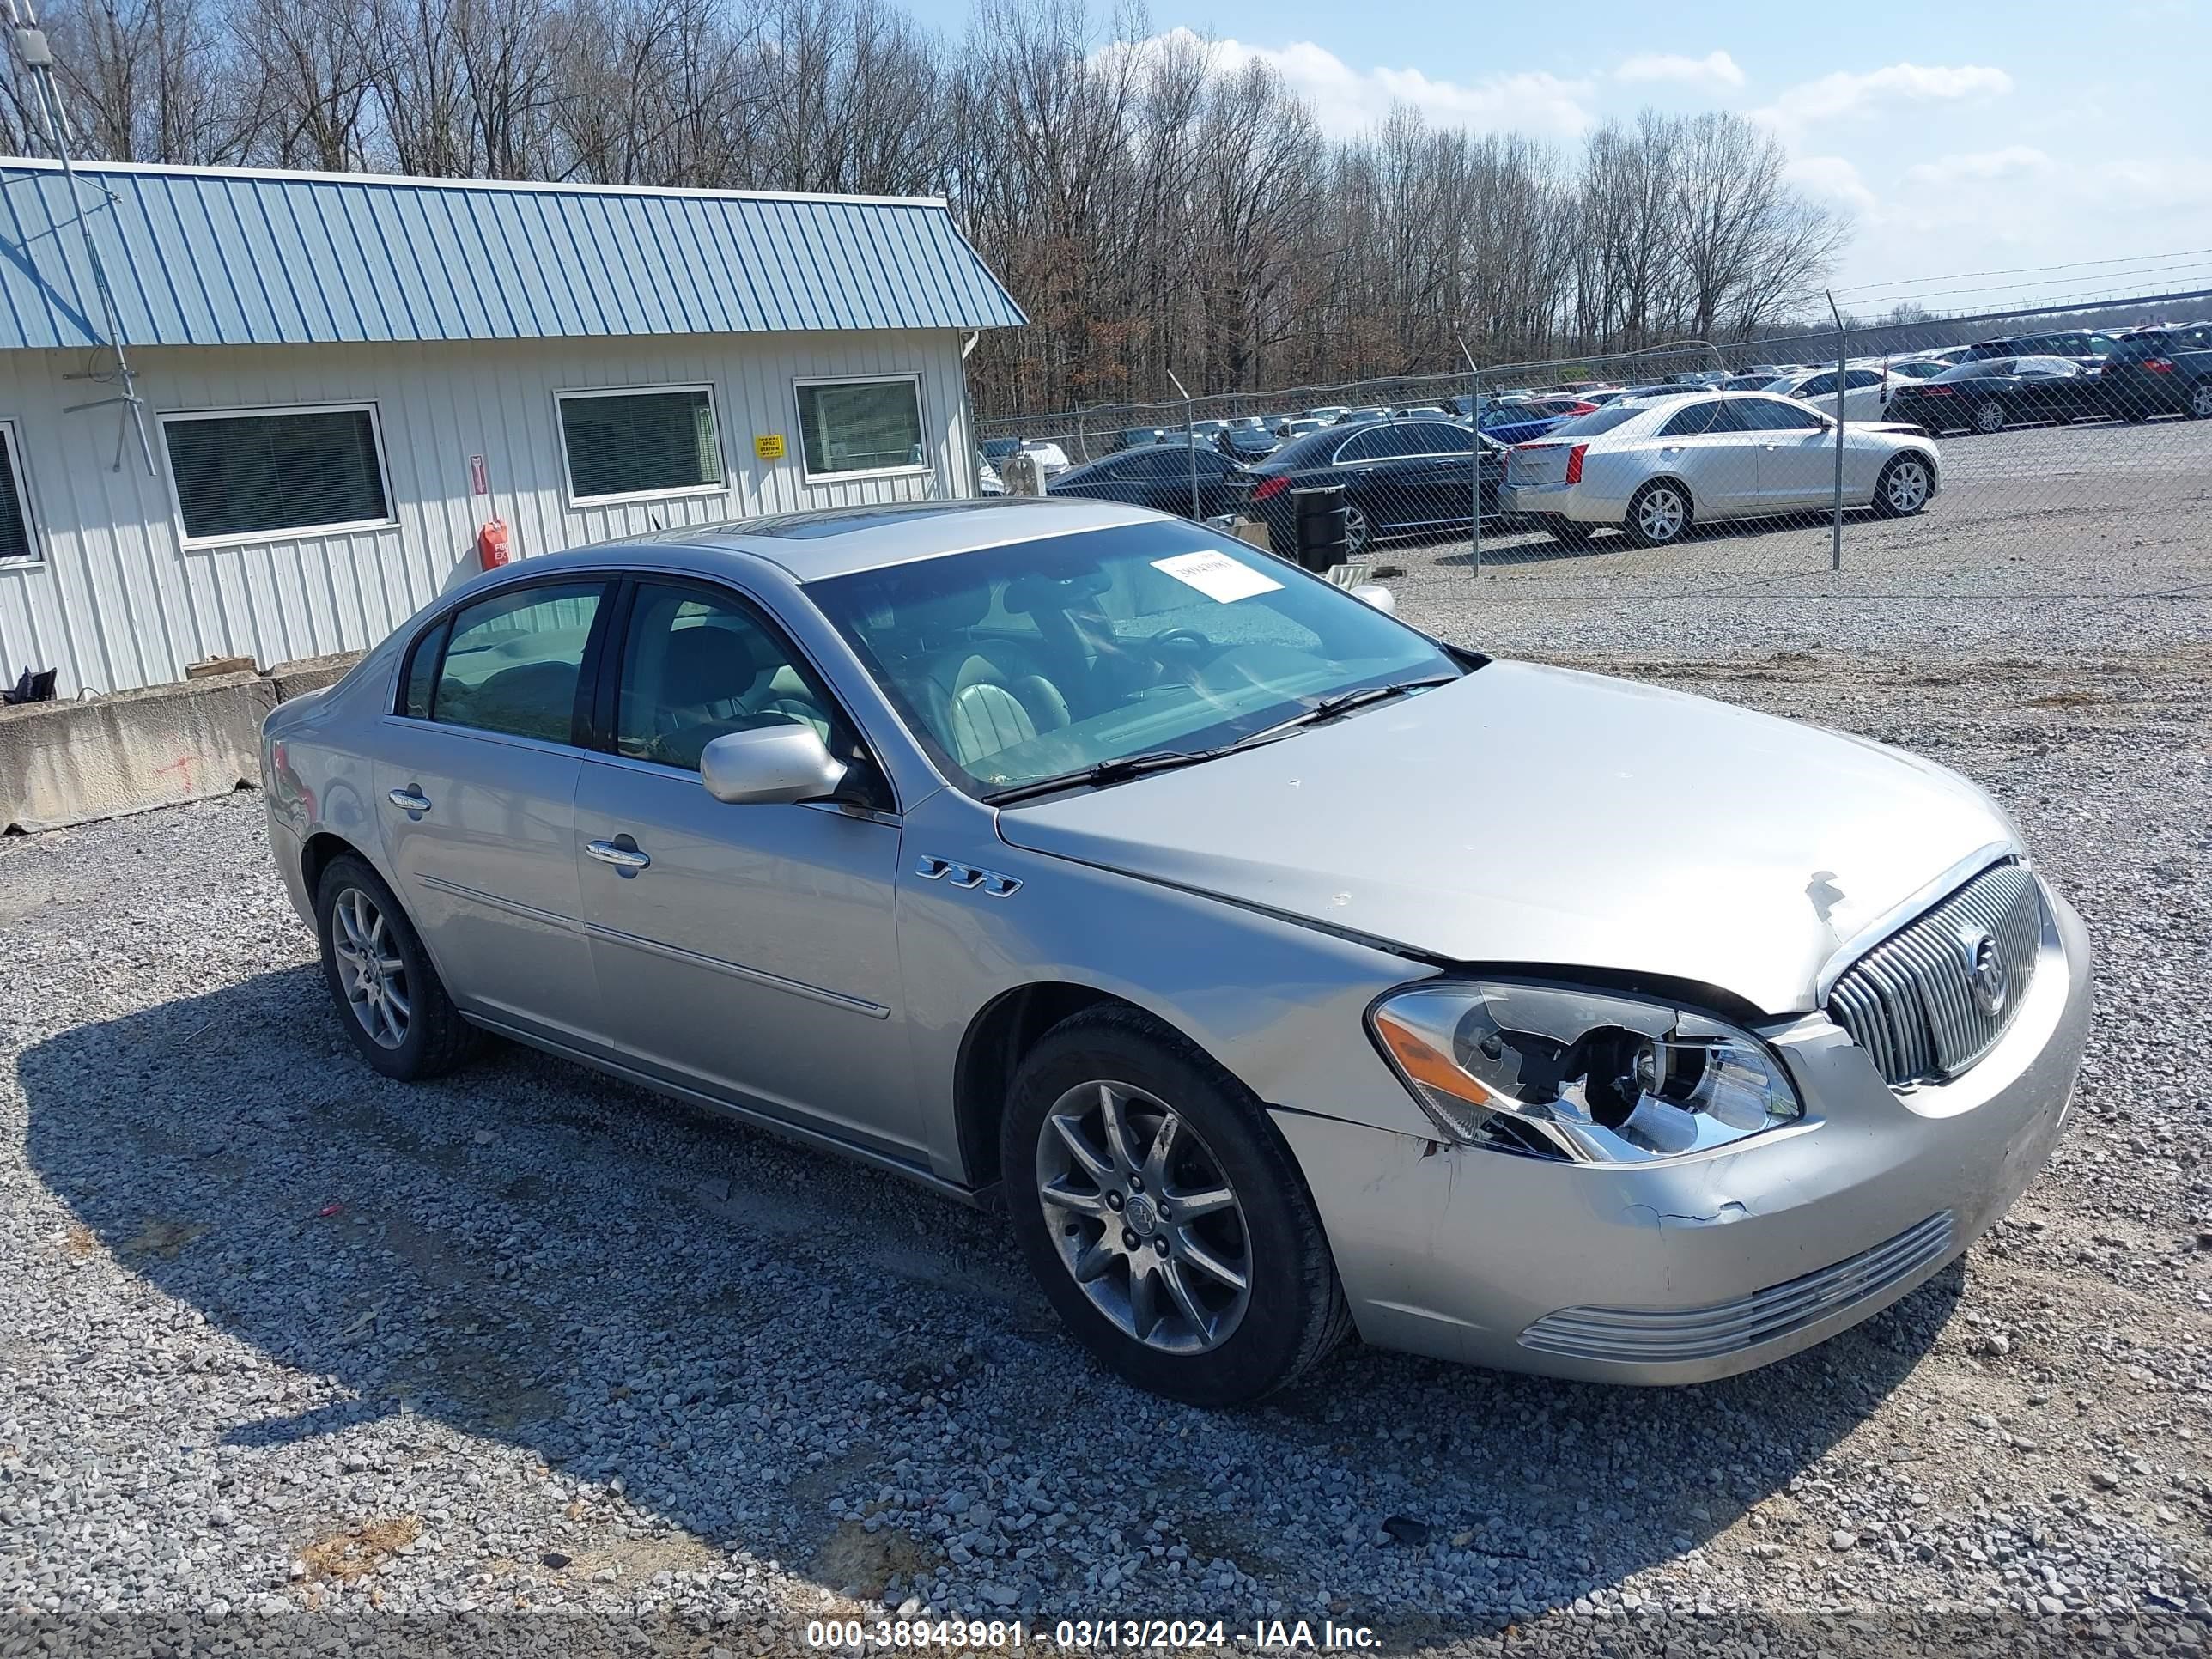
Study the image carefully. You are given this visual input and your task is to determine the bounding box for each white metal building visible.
[0,161,1026,696]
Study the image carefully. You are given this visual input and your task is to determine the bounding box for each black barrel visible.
[1291,485,1347,573]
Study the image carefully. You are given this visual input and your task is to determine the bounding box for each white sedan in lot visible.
[1502,391,1940,550]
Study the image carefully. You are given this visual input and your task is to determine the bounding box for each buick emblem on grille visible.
[1963,929,2009,1017]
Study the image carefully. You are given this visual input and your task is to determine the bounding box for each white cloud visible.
[1902,145,2050,186]
[1119,28,1595,140]
[1613,51,1745,91]
[1787,155,1878,216]
[1759,62,2012,139]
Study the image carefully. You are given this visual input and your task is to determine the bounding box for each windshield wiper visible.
[985,676,1461,807]
[986,746,1235,805]
[1237,674,1462,744]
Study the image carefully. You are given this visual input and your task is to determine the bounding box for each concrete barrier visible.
[0,652,362,835]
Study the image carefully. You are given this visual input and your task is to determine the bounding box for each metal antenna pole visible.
[7,0,156,476]
[1165,368,1199,523]
[1826,290,1846,573]
[1457,337,1482,577]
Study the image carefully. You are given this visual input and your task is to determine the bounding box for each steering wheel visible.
[1146,627,1216,659]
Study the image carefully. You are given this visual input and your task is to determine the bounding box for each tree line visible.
[4,0,1849,417]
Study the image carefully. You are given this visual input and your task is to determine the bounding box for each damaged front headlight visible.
[1368,981,1802,1164]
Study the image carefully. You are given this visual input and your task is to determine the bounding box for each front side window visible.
[796,377,926,479]
[809,522,1464,799]
[558,386,725,504]
[0,423,35,562]
[164,405,391,543]
[614,582,837,771]
[426,582,605,744]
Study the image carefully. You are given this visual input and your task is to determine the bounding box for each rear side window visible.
[427,582,605,744]
[1659,401,1734,437]
[1544,407,1643,439]
[399,616,449,719]
[1736,399,1828,432]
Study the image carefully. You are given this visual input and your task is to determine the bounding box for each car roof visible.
[514,497,1164,586]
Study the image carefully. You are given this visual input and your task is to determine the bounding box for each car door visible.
[375,578,611,1045]
[1332,423,1421,527]
[1735,397,1838,509]
[1650,398,1766,516]
[1394,421,1483,526]
[569,576,921,1158]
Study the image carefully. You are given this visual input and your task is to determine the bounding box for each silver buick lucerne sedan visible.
[263,498,2090,1405]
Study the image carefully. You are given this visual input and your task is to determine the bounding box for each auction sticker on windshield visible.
[1151,550,1283,603]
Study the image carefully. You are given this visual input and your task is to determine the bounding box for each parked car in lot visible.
[1502,391,1939,548]
[1333,407,1389,426]
[1884,356,2106,435]
[1217,425,1281,462]
[1046,441,1249,518]
[1118,427,1166,450]
[1766,364,1892,422]
[1720,374,1781,392]
[264,495,2091,1403]
[976,450,1006,495]
[983,437,1073,479]
[1274,417,1328,440]
[1303,405,1350,423]
[1958,331,2118,367]
[1239,417,1506,554]
[2097,324,2212,422]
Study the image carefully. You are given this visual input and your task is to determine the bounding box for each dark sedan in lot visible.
[1238,417,1506,555]
[2099,325,2212,422]
[1884,356,2107,435]
[1048,441,1251,519]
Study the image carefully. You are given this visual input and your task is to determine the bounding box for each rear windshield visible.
[1540,407,1644,438]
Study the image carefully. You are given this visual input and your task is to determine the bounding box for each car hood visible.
[993,662,2017,1016]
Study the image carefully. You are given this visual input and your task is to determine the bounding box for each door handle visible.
[387,787,431,813]
[586,839,651,872]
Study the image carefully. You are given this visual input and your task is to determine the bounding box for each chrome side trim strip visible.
[416,873,585,933]
[582,921,891,1019]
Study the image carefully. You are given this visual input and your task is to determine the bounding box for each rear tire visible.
[1341,504,1373,557]
[1872,453,1933,518]
[2189,380,2212,421]
[315,854,480,1081]
[1000,1006,1352,1406]
[1972,399,2008,434]
[1623,479,1692,549]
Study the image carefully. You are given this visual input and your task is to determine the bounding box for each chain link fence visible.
[975,295,2212,608]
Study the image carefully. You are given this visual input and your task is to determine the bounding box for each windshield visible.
[808,523,1464,800]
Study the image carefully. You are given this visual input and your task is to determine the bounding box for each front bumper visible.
[1273,878,2093,1383]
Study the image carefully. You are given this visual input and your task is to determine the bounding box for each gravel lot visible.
[4,448,2211,1656]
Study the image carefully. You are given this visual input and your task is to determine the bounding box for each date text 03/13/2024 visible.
[803,1619,1383,1650]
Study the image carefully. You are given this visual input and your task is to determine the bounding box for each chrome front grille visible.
[1826,861,2040,1088]
[1517,1212,1955,1366]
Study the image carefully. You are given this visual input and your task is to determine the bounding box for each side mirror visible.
[699,723,848,805]
[1350,583,1397,615]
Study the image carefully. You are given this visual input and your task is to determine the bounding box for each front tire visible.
[315,854,479,1081]
[1873,453,1933,517]
[1001,1006,1352,1406]
[1623,479,1692,549]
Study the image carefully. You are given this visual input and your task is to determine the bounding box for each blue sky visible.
[924,0,2212,313]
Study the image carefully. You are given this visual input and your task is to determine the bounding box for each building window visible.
[795,376,927,481]
[557,385,726,505]
[0,423,35,562]
[162,404,393,544]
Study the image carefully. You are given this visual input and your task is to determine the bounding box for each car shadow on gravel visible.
[23,964,1961,1635]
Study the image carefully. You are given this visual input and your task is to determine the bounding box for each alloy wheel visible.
[1636,486,1686,544]
[1884,459,1930,514]
[1974,401,2006,434]
[331,886,410,1049]
[1342,505,1371,556]
[2191,382,2212,420]
[1034,1080,1252,1354]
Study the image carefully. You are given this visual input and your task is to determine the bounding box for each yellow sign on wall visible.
[753,433,787,461]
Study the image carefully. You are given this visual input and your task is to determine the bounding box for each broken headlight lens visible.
[1368,981,1802,1164]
